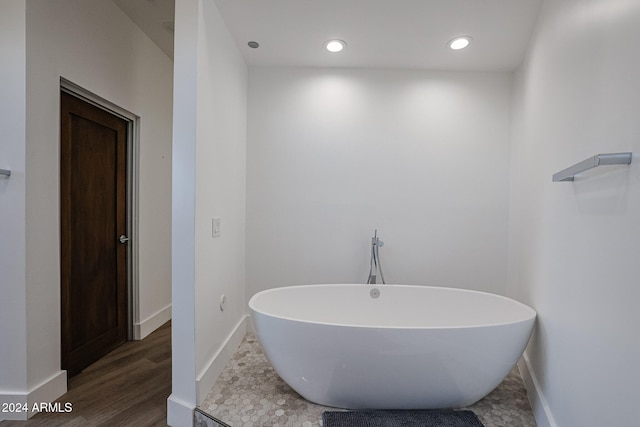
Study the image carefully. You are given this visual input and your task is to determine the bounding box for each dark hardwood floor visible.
[1,321,171,427]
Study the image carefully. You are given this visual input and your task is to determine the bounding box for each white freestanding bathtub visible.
[249,284,536,410]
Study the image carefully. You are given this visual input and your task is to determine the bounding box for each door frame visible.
[60,78,140,340]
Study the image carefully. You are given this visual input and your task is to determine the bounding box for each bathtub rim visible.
[248,283,536,330]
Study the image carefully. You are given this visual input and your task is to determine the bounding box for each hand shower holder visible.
[552,152,632,182]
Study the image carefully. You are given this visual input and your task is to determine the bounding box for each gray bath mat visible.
[322,409,484,427]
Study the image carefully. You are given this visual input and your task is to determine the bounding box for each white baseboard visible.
[518,354,557,427]
[167,394,195,427]
[0,370,67,421]
[134,304,172,340]
[196,315,248,404]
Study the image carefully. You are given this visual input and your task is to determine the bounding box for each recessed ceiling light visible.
[248,41,260,49]
[448,36,472,50]
[324,39,346,53]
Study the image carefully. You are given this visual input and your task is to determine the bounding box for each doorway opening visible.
[59,79,140,376]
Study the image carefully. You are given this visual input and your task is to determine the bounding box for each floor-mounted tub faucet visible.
[367,229,385,284]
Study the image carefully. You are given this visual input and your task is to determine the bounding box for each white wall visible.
[167,0,201,426]
[193,0,247,401]
[509,1,640,426]
[0,0,28,414]
[170,0,247,425]
[247,68,512,299]
[169,0,199,422]
[1,0,173,419]
[26,0,174,341]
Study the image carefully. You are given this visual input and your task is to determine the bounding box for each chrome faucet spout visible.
[367,229,385,284]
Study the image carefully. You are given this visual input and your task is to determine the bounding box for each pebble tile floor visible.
[199,333,536,427]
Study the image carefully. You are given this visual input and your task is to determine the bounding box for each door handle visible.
[119,235,130,244]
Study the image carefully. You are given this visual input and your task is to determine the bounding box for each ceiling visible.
[115,0,543,72]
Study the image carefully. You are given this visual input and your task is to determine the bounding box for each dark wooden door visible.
[60,91,128,377]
